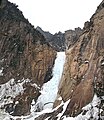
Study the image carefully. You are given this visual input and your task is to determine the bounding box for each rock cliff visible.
[65,27,83,49]
[0,0,56,116]
[36,27,83,52]
[54,0,104,118]
[36,27,66,51]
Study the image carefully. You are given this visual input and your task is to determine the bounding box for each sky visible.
[9,0,102,34]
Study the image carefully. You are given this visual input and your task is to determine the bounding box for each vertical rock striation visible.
[0,0,56,116]
[54,0,104,117]
[65,27,83,50]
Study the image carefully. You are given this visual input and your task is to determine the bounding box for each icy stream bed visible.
[34,52,66,110]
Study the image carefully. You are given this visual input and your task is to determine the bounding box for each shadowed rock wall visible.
[54,0,104,117]
[0,0,56,116]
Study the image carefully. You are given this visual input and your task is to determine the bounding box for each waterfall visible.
[34,52,66,110]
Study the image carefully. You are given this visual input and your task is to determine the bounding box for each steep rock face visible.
[0,0,56,116]
[54,0,104,117]
[36,27,66,51]
[36,27,83,52]
[50,32,65,51]
[36,26,53,42]
[65,27,83,50]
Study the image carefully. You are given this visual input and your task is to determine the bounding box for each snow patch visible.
[0,67,4,76]
[31,83,40,90]
[84,60,89,64]
[58,96,62,101]
[57,100,70,120]
[0,59,4,63]
[101,61,104,65]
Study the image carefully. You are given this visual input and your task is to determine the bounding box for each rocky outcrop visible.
[0,0,56,116]
[65,27,83,49]
[36,27,65,51]
[50,32,65,51]
[36,26,53,42]
[54,0,104,118]
[36,26,83,52]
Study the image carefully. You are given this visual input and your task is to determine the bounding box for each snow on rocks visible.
[101,61,104,65]
[0,78,30,119]
[57,100,70,120]
[0,78,25,107]
[62,94,104,120]
[0,67,4,76]
[0,78,36,120]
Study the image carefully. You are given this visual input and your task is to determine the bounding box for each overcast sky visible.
[9,0,102,34]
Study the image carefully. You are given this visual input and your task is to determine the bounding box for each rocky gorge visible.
[0,0,104,120]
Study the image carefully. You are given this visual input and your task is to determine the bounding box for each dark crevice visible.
[0,0,2,5]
